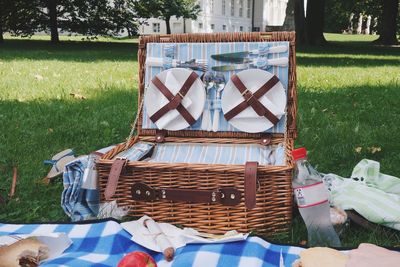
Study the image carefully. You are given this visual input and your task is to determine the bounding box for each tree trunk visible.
[294,0,306,43]
[295,0,327,45]
[165,16,171,34]
[305,0,326,45]
[0,19,4,44]
[48,0,59,43]
[375,0,399,45]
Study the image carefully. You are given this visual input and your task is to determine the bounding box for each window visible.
[199,22,203,29]
[222,0,226,15]
[210,0,214,14]
[222,25,227,31]
[211,24,215,30]
[239,0,243,17]
[240,26,244,31]
[247,0,251,18]
[152,23,160,33]
[231,0,235,16]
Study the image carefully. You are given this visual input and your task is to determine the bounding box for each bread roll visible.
[0,238,49,267]
[292,247,348,267]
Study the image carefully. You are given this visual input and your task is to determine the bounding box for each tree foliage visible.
[0,0,41,43]
[134,0,201,34]
[324,0,398,44]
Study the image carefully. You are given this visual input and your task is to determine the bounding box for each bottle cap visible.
[292,147,307,160]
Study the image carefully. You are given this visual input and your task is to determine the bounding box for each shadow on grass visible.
[0,39,138,62]
[297,41,400,67]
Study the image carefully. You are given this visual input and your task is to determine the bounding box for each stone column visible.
[356,13,363,34]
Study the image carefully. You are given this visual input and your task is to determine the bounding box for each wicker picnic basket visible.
[97,32,297,236]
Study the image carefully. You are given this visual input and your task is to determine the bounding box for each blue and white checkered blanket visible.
[0,219,303,267]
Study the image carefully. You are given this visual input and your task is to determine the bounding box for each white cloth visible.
[156,72,193,129]
[121,216,249,253]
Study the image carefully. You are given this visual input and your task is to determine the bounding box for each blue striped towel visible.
[61,143,154,221]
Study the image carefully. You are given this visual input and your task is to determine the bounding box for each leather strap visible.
[224,75,280,125]
[104,158,127,200]
[244,162,258,210]
[150,72,198,125]
[131,182,241,206]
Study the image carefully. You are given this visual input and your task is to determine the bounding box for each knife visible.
[211,57,288,71]
[211,45,287,63]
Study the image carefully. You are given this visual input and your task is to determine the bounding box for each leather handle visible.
[244,161,258,210]
[131,183,241,206]
[104,158,127,200]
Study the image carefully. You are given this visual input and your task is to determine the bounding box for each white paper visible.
[234,95,285,119]
[0,233,72,261]
[156,71,193,129]
[121,216,249,253]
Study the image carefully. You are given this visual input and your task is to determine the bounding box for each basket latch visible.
[104,157,127,200]
[260,135,272,146]
[131,182,241,206]
[244,161,258,210]
[155,130,167,143]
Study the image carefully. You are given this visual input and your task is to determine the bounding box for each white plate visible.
[221,69,286,133]
[144,68,205,131]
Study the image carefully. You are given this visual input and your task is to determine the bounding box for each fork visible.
[146,57,208,72]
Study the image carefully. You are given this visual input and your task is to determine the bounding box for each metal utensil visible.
[211,57,288,71]
[212,74,226,132]
[211,45,287,63]
[146,57,208,72]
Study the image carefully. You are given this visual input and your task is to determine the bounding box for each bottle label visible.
[293,182,328,208]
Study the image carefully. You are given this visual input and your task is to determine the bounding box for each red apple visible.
[117,251,157,267]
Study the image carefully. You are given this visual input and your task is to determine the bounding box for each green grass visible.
[1,33,399,247]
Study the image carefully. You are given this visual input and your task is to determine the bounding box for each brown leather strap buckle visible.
[244,161,258,210]
[224,74,280,125]
[131,183,241,206]
[149,72,198,126]
[104,157,127,200]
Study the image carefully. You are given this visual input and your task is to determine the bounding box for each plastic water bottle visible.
[292,148,341,247]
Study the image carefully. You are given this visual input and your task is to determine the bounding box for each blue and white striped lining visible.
[147,143,285,166]
[142,41,290,133]
[116,142,155,160]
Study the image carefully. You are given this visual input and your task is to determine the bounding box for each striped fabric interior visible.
[142,41,290,133]
[146,142,285,166]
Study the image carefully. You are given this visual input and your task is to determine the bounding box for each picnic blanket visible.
[0,219,303,267]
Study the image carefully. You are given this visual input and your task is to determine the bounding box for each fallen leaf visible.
[47,128,54,133]
[34,74,44,81]
[354,147,362,153]
[368,146,382,154]
[322,108,328,112]
[299,240,307,246]
[70,93,86,100]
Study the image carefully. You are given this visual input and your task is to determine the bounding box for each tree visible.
[112,0,139,37]
[375,0,399,45]
[295,0,327,45]
[36,0,118,43]
[134,0,201,34]
[0,0,41,43]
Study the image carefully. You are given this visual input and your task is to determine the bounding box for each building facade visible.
[138,0,291,35]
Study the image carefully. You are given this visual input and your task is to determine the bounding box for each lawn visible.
[0,33,399,247]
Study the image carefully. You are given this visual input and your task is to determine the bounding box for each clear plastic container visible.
[292,148,341,247]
